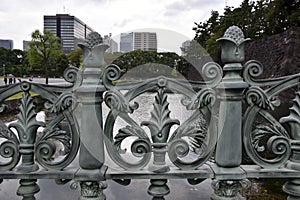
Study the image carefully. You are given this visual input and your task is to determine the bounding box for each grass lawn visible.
[6,92,38,101]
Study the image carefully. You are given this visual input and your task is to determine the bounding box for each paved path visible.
[0,77,70,86]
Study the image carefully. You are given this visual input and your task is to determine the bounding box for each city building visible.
[23,40,30,51]
[44,14,94,54]
[120,32,133,52]
[120,32,157,52]
[0,39,13,50]
[103,33,118,53]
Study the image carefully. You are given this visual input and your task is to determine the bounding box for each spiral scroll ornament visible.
[201,62,223,87]
[245,123,291,168]
[168,139,189,159]
[243,60,264,85]
[181,88,216,110]
[105,90,138,113]
[0,137,20,170]
[246,87,274,110]
[45,92,78,113]
[34,116,79,170]
[102,64,122,89]
[131,139,151,157]
[63,67,81,84]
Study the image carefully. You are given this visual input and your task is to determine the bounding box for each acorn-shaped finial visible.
[78,32,109,68]
[86,32,103,49]
[217,26,250,63]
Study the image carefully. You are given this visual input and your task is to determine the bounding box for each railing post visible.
[75,32,109,199]
[281,97,300,199]
[17,179,40,200]
[212,26,250,199]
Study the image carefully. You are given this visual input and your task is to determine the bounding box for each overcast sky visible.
[0,0,242,52]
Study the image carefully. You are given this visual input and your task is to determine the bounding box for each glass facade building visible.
[0,39,13,50]
[120,32,134,53]
[44,14,94,54]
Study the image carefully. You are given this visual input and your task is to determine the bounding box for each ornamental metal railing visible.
[0,26,299,200]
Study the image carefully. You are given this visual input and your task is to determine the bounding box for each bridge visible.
[0,26,299,199]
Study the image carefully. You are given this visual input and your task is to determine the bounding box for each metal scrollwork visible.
[131,138,152,157]
[103,66,217,170]
[243,60,265,86]
[243,60,300,87]
[102,64,122,89]
[168,139,190,158]
[181,88,216,110]
[141,89,180,143]
[243,107,292,167]
[105,90,138,113]
[35,126,73,169]
[105,113,151,169]
[63,66,82,84]
[0,120,20,170]
[168,108,216,169]
[0,67,80,172]
[245,87,274,110]
[45,92,77,113]
[8,92,43,172]
[242,59,300,168]
[201,62,223,87]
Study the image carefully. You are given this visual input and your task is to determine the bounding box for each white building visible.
[120,32,157,52]
[103,33,118,53]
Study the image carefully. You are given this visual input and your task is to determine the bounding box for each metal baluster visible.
[76,32,109,199]
[213,26,250,199]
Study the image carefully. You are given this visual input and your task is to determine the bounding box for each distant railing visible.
[0,26,300,199]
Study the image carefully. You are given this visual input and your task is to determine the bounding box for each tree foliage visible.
[0,47,25,76]
[193,0,300,62]
[28,30,66,84]
[68,48,83,68]
[111,50,192,79]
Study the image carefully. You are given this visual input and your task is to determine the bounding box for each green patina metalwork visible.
[0,26,299,199]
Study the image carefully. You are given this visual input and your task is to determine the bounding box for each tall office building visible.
[120,32,157,52]
[44,14,94,53]
[0,39,13,50]
[120,32,133,52]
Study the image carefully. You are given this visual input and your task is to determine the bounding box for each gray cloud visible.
[164,0,222,16]
[113,18,133,28]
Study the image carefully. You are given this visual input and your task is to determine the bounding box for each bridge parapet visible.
[0,26,299,199]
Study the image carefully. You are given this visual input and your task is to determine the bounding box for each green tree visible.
[28,30,63,84]
[112,50,192,79]
[68,48,83,68]
[49,53,69,77]
[0,47,26,76]
[104,52,124,65]
[265,0,300,35]
[193,0,300,62]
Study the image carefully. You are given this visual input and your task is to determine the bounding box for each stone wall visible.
[245,27,300,78]
[245,27,300,107]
